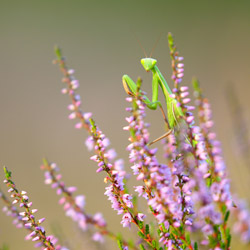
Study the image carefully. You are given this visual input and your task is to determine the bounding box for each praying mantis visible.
[122,56,184,145]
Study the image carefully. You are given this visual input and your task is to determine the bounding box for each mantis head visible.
[141,58,157,72]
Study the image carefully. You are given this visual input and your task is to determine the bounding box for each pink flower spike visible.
[67,104,75,111]
[177,73,184,78]
[137,213,146,221]
[8,188,14,193]
[126,97,133,102]
[182,98,191,104]
[27,202,32,207]
[180,92,189,98]
[180,86,188,92]
[186,105,195,111]
[75,122,82,129]
[90,155,98,162]
[67,186,77,193]
[186,116,194,124]
[12,199,18,204]
[61,88,68,94]
[96,167,104,173]
[59,197,66,205]
[38,218,45,224]
[83,112,92,120]
[68,69,75,74]
[68,112,76,119]
[123,126,130,131]
[25,223,32,228]
[57,188,62,195]
[22,195,29,200]
[75,195,85,209]
[75,101,81,107]
[31,209,38,214]
[177,63,184,68]
[32,236,40,241]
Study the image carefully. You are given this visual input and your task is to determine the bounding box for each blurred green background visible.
[0,0,250,249]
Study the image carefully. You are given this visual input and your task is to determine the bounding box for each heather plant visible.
[1,33,249,250]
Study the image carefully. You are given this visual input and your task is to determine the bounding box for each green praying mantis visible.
[122,53,184,145]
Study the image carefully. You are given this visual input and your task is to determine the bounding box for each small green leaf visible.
[168,32,174,47]
[116,239,123,250]
[138,231,145,239]
[185,232,191,245]
[194,242,198,250]
[138,221,143,229]
[145,224,150,235]
[152,240,156,248]
[54,46,62,60]
[42,158,49,166]
[139,244,146,250]
[3,167,11,179]
[192,77,200,93]
[226,233,231,248]
[224,210,230,222]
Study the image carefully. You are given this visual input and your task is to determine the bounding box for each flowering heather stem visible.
[124,79,194,249]
[41,159,138,250]
[2,167,62,250]
[0,187,34,231]
[193,78,232,248]
[54,47,146,249]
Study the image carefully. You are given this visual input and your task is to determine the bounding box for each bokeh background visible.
[0,0,250,249]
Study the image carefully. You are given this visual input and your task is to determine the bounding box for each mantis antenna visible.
[132,31,148,58]
[149,32,164,58]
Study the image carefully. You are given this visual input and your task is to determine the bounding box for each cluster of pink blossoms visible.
[2,167,67,250]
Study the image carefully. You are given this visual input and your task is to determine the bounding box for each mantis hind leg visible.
[148,129,173,146]
[158,103,170,129]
